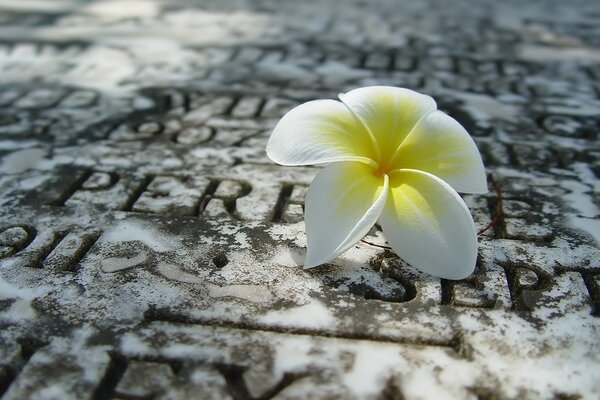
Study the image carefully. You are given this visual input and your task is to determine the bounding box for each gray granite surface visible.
[0,0,599,399]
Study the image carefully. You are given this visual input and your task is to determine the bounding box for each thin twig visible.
[361,238,392,250]
[478,174,503,236]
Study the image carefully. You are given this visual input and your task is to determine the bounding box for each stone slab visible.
[1,0,599,399]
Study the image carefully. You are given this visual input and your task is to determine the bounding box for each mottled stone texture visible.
[0,0,599,399]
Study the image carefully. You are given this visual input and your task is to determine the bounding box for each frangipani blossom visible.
[266,86,487,280]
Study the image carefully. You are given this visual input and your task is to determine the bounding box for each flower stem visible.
[360,238,392,250]
[477,174,503,236]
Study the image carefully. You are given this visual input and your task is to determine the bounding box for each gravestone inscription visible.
[1,0,599,399]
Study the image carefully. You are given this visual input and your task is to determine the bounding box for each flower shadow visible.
[306,252,419,304]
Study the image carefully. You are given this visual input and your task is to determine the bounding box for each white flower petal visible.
[339,86,437,167]
[380,169,477,280]
[391,110,488,194]
[266,99,376,166]
[304,161,388,268]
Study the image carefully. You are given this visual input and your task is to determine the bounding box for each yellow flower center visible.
[372,163,388,177]
[368,144,401,179]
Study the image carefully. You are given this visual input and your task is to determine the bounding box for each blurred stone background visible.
[0,0,599,399]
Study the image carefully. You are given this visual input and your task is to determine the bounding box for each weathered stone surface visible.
[0,0,599,399]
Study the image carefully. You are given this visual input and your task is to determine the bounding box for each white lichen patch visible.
[259,300,336,329]
[101,220,177,253]
[207,284,274,304]
[101,251,149,273]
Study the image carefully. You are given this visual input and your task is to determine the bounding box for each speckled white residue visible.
[120,332,152,356]
[272,247,305,267]
[0,276,47,321]
[101,251,148,273]
[82,0,160,19]
[160,157,183,168]
[0,0,74,12]
[316,61,371,86]
[216,223,253,249]
[451,91,520,122]
[517,44,600,62]
[535,272,591,319]
[234,232,251,249]
[256,60,317,85]
[2,298,36,321]
[562,180,598,218]
[215,250,321,304]
[267,333,476,400]
[266,222,306,248]
[0,148,48,174]
[33,386,69,399]
[17,174,50,191]
[189,148,236,165]
[494,165,600,244]
[102,221,175,252]
[161,343,221,361]
[157,262,206,284]
[0,139,40,150]
[559,163,600,244]
[569,218,600,244]
[457,308,600,399]
[342,343,408,397]
[259,299,335,329]
[0,2,280,91]
[269,336,314,377]
[208,283,273,303]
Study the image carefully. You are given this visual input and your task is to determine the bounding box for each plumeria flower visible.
[266,86,487,280]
